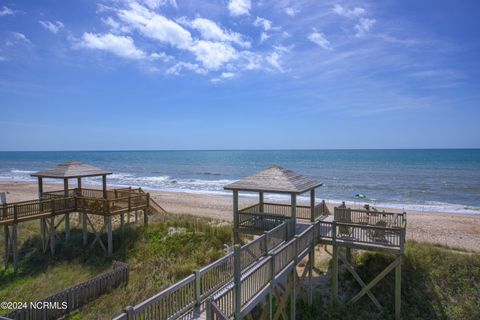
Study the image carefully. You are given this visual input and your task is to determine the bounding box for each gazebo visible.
[31,161,112,241]
[31,161,112,198]
[224,165,324,244]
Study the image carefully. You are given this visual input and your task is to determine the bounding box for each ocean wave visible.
[1,170,479,215]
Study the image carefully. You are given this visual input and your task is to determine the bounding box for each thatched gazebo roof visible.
[31,161,112,179]
[224,165,322,194]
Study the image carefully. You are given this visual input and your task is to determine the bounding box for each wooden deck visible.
[0,187,165,226]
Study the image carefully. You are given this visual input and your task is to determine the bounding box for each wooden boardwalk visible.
[113,206,406,320]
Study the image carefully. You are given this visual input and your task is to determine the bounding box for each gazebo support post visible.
[290,193,297,239]
[102,175,107,199]
[38,177,43,199]
[233,190,239,245]
[64,178,70,241]
[259,192,264,213]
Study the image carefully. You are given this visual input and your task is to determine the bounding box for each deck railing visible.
[0,197,76,224]
[238,201,329,223]
[334,207,406,228]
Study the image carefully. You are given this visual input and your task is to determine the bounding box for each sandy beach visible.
[1,180,479,252]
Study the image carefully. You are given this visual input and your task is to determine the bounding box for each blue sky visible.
[0,0,479,150]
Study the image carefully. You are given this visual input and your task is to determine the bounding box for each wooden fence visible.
[4,261,128,320]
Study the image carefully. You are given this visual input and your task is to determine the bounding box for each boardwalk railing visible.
[4,261,128,320]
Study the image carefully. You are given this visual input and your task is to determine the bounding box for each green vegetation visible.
[297,241,480,320]
[2,218,479,320]
[0,214,231,319]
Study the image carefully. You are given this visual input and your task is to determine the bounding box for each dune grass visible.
[2,217,479,320]
[297,241,480,320]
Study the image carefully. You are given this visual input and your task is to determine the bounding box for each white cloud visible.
[166,62,206,75]
[254,17,272,31]
[11,32,31,44]
[140,0,177,9]
[228,0,251,16]
[333,4,366,18]
[39,20,64,34]
[260,32,269,43]
[0,6,14,16]
[190,40,237,70]
[118,2,192,48]
[80,33,145,59]
[186,17,250,48]
[150,52,172,61]
[355,18,376,37]
[285,7,298,16]
[266,46,289,71]
[211,71,236,83]
[308,30,331,49]
[221,72,235,78]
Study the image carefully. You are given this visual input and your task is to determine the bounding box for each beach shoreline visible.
[1,180,479,252]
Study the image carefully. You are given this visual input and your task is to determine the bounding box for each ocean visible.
[0,149,479,214]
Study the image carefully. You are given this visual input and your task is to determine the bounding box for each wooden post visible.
[144,193,150,227]
[3,225,9,270]
[12,205,18,273]
[332,221,338,303]
[143,209,148,227]
[102,175,107,199]
[310,189,315,222]
[395,255,402,320]
[64,178,70,241]
[291,236,298,320]
[77,177,82,226]
[40,218,46,253]
[82,201,87,247]
[50,200,56,255]
[233,190,239,245]
[125,306,134,320]
[234,244,241,319]
[107,216,113,255]
[38,177,43,199]
[194,270,201,306]
[269,252,275,320]
[259,192,264,212]
[290,193,297,239]
[12,224,17,273]
[308,247,314,304]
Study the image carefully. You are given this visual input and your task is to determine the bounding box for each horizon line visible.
[0,148,479,152]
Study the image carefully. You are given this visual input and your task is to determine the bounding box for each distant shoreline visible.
[1,176,479,216]
[2,180,480,252]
